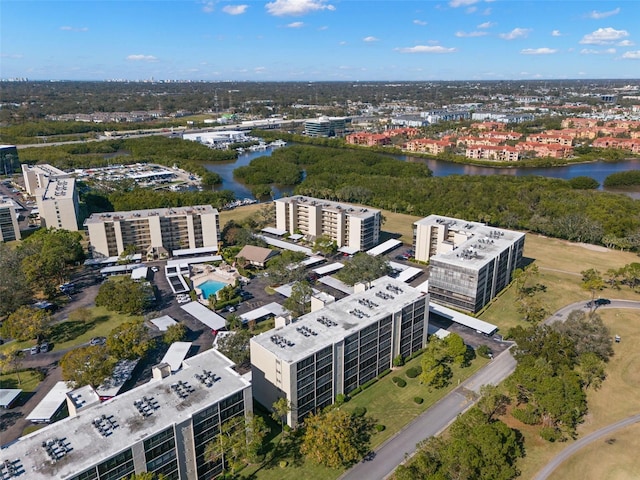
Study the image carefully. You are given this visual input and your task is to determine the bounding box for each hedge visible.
[413,397,424,404]
[392,376,407,388]
[406,366,422,378]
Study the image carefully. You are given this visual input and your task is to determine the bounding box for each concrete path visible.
[532,413,640,480]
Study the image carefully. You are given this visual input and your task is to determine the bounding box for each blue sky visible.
[2,0,639,81]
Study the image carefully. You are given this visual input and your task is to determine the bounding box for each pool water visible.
[197,279,228,300]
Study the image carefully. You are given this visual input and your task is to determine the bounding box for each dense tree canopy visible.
[107,318,151,360]
[95,277,154,315]
[550,311,613,361]
[60,346,116,388]
[335,252,392,286]
[1,306,52,342]
[216,330,252,369]
[0,243,32,316]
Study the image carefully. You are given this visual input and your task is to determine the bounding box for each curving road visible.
[544,299,640,326]
[532,413,640,480]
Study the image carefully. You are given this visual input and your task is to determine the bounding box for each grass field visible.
[0,369,43,392]
[220,203,264,228]
[511,309,640,480]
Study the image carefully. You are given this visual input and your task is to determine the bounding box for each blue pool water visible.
[198,279,228,299]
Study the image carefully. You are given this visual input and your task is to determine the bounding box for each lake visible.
[204,147,640,200]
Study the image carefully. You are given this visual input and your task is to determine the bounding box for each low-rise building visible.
[413,215,525,313]
[251,276,429,426]
[404,138,452,155]
[84,205,219,259]
[275,196,381,252]
[1,348,252,480]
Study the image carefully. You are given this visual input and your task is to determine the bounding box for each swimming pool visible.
[197,279,228,300]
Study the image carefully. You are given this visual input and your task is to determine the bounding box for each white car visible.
[151,266,159,272]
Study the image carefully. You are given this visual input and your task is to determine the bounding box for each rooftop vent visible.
[358,298,379,309]
[375,291,394,301]
[270,334,295,348]
[349,308,370,319]
[0,459,22,478]
[41,437,71,463]
[296,325,317,337]
[386,284,404,295]
[170,381,194,399]
[316,315,337,327]
[194,369,221,387]
[92,414,119,437]
[134,396,159,417]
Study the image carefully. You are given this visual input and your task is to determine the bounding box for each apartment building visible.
[251,277,429,426]
[35,177,80,231]
[413,215,525,313]
[404,138,452,155]
[465,145,520,162]
[275,196,381,252]
[0,348,252,480]
[0,201,21,242]
[304,116,348,137]
[84,205,219,259]
[22,163,68,195]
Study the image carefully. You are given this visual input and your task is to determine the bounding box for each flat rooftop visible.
[84,205,217,225]
[2,349,249,480]
[38,177,76,201]
[276,195,380,219]
[251,276,427,364]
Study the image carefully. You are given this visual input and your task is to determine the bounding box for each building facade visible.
[304,116,347,137]
[0,348,252,480]
[35,177,80,231]
[0,201,21,242]
[0,145,19,176]
[251,277,429,426]
[275,196,381,252]
[22,163,68,196]
[414,215,525,313]
[84,205,219,259]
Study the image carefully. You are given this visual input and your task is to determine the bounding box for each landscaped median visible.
[241,351,489,480]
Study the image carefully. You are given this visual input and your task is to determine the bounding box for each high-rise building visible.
[0,145,20,176]
[0,348,252,480]
[413,215,525,313]
[0,201,21,242]
[84,205,219,259]
[251,277,429,426]
[35,177,80,231]
[21,164,67,196]
[303,116,348,137]
[275,196,381,252]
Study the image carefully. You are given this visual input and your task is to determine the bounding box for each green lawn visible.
[0,306,143,355]
[0,369,43,392]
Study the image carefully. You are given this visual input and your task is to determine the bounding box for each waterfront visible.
[204,147,640,200]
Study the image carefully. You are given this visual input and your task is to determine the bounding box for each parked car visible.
[30,345,40,355]
[39,342,50,353]
[595,298,611,306]
[90,336,106,346]
[151,266,159,272]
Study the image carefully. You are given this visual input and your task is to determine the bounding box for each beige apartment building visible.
[35,177,80,231]
[414,215,525,313]
[84,205,219,259]
[275,196,381,251]
[0,201,21,242]
[22,163,67,195]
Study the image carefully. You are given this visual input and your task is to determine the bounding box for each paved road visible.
[340,348,517,480]
[544,299,640,325]
[532,413,640,480]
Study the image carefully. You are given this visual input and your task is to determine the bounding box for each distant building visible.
[35,177,80,231]
[0,145,19,176]
[304,116,348,137]
[0,201,21,242]
[275,196,381,252]
[22,163,67,195]
[413,215,525,313]
[251,277,429,426]
[84,205,219,259]
[1,348,252,480]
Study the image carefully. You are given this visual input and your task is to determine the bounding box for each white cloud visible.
[395,45,457,54]
[622,50,640,59]
[201,1,215,13]
[455,31,488,37]
[580,27,629,45]
[466,6,477,13]
[60,26,88,32]
[0,53,23,59]
[580,48,616,55]
[363,36,379,42]
[587,7,621,19]
[413,19,427,26]
[477,21,495,28]
[520,47,558,55]
[265,0,335,16]
[551,29,562,37]
[126,54,158,62]
[222,5,248,15]
[499,28,531,40]
[339,41,347,46]
[287,21,304,28]
[618,40,635,46]
[449,0,479,7]
[318,25,328,30]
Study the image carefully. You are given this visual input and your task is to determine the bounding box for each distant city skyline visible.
[2,0,639,81]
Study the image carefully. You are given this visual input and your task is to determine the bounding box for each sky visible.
[1,0,640,81]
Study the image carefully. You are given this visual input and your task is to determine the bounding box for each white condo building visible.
[275,196,381,252]
[0,201,21,242]
[413,215,525,313]
[251,277,429,426]
[0,348,252,480]
[84,205,219,259]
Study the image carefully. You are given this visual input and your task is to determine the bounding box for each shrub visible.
[413,397,424,404]
[392,376,407,388]
[335,393,349,406]
[350,386,362,396]
[378,369,391,378]
[540,427,563,442]
[375,424,386,432]
[361,378,378,390]
[353,406,367,417]
[512,405,541,425]
[477,344,492,359]
[406,366,422,378]
[279,460,289,468]
[393,354,405,367]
